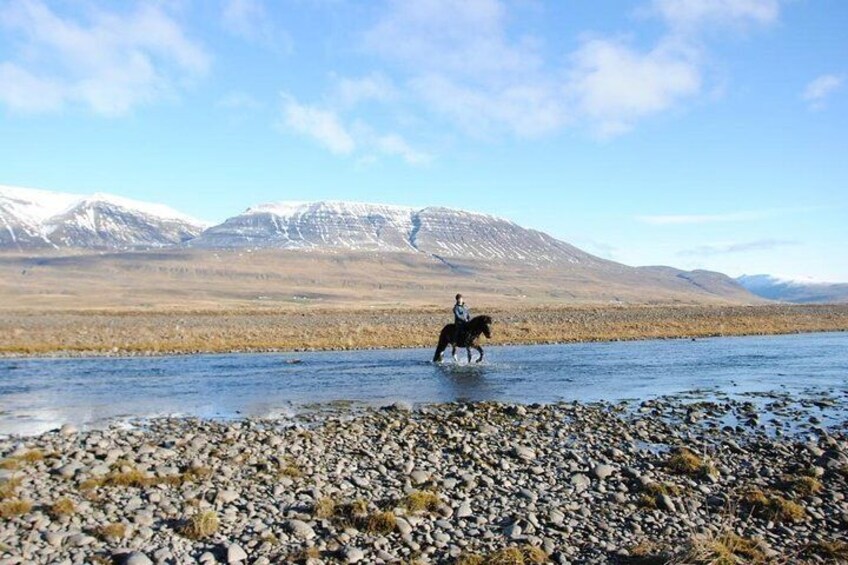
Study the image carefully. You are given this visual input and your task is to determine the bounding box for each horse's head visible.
[479,315,493,339]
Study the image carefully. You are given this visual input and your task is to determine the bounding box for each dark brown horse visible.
[433,315,492,363]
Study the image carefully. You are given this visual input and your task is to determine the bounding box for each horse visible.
[433,315,492,364]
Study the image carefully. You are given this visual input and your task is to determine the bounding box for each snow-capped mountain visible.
[0,185,207,250]
[737,274,848,304]
[190,200,598,264]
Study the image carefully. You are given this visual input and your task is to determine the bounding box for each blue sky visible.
[1,0,845,281]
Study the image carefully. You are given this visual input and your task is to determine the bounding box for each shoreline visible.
[2,303,847,358]
[1,393,846,563]
[1,327,846,360]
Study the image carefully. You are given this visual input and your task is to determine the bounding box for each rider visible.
[453,293,471,344]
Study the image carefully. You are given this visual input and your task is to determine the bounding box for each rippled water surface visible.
[1,332,846,435]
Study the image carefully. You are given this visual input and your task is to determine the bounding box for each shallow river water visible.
[1,332,846,436]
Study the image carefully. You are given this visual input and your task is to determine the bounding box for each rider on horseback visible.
[453,293,471,344]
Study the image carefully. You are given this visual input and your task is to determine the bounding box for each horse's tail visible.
[433,325,452,362]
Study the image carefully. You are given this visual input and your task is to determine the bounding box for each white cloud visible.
[281,94,356,155]
[678,239,799,256]
[650,0,780,30]
[637,210,775,225]
[802,74,843,110]
[0,0,210,116]
[566,37,701,137]
[221,0,291,52]
[280,93,430,165]
[332,72,398,107]
[373,132,432,166]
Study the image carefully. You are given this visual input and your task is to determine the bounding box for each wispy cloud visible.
[281,94,356,155]
[279,93,431,165]
[221,0,292,53]
[649,0,780,30]
[636,209,776,225]
[802,74,844,110]
[0,0,210,116]
[353,0,781,140]
[678,239,799,257]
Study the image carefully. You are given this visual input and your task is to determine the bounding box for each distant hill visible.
[0,185,206,250]
[0,185,761,307]
[737,274,848,304]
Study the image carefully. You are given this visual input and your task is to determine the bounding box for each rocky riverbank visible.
[1,392,846,564]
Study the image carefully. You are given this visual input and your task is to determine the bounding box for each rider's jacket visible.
[453,304,471,324]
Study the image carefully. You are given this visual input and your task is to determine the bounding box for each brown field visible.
[1,304,846,356]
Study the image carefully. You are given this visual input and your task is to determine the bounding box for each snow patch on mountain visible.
[0,185,207,250]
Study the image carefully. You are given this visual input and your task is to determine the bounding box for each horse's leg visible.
[475,345,484,363]
[466,347,472,363]
[451,345,458,363]
[433,334,447,363]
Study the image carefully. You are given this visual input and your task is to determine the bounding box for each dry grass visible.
[290,547,321,562]
[403,490,441,513]
[20,450,45,463]
[365,511,397,534]
[742,489,805,523]
[104,468,149,488]
[278,464,303,479]
[0,478,22,501]
[802,540,848,562]
[179,511,219,539]
[786,475,822,497]
[456,545,548,565]
[638,482,682,509]
[0,459,19,471]
[0,499,32,519]
[48,497,75,518]
[97,523,127,541]
[680,531,767,564]
[313,497,336,519]
[667,448,716,479]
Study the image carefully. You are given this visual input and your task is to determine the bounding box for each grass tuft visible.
[97,523,127,541]
[0,499,32,519]
[20,450,45,463]
[49,497,76,518]
[802,540,848,562]
[402,490,441,513]
[742,489,805,523]
[680,530,767,564]
[179,510,219,539]
[0,478,22,501]
[667,447,716,479]
[313,496,336,519]
[787,475,822,497]
[366,511,397,534]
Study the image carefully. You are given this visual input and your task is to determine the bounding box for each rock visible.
[342,546,365,563]
[548,508,565,526]
[410,470,431,485]
[512,446,536,462]
[59,423,78,436]
[570,474,591,490]
[227,543,248,563]
[504,521,522,539]
[456,501,473,518]
[43,532,65,547]
[659,494,676,513]
[389,401,413,412]
[217,489,239,504]
[591,464,615,480]
[285,519,316,540]
[122,552,153,565]
[395,517,413,536]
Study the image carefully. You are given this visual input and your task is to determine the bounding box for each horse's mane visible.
[469,315,492,326]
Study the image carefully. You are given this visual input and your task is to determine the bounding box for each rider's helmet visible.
[455,293,463,301]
